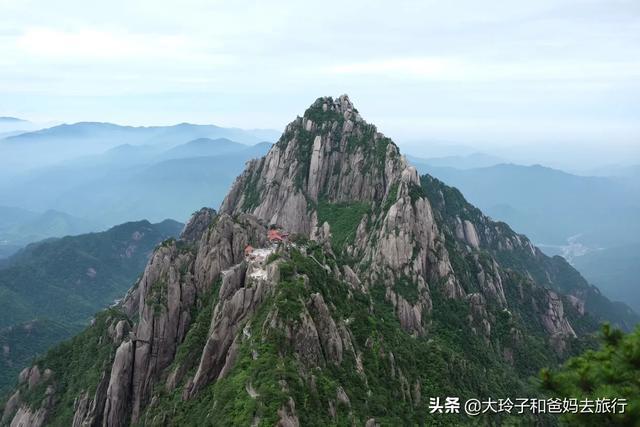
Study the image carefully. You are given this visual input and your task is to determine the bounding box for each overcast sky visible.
[1,0,639,163]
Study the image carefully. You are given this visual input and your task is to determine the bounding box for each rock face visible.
[181,207,217,243]
[71,371,109,427]
[221,96,396,232]
[8,406,47,427]
[127,243,195,420]
[103,340,134,427]
[308,293,343,364]
[221,95,457,335]
[189,258,277,395]
[541,291,577,338]
[1,392,20,425]
[3,95,609,427]
[121,213,268,422]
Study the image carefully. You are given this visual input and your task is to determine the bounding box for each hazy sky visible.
[1,0,639,161]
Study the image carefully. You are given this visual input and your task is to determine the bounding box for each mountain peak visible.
[298,94,364,133]
[304,94,357,118]
[220,95,449,335]
[221,94,415,235]
[5,96,633,427]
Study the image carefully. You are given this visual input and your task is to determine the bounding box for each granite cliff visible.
[2,96,631,426]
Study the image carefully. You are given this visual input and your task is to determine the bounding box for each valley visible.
[1,96,636,425]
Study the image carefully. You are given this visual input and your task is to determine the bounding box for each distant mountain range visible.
[0,207,102,259]
[0,138,272,233]
[409,159,640,312]
[0,117,40,135]
[572,243,640,313]
[0,219,182,393]
[2,118,638,316]
[159,137,248,159]
[410,161,640,247]
[0,128,273,260]
[584,163,640,178]
[3,95,635,426]
[0,121,280,174]
[4,122,279,146]
[406,152,504,169]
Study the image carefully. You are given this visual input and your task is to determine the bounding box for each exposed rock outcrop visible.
[128,243,196,420]
[103,340,135,427]
[308,293,343,364]
[221,96,398,231]
[71,371,109,427]
[220,95,462,334]
[9,406,47,427]
[189,258,278,395]
[3,95,599,427]
[1,392,20,425]
[540,291,577,346]
[181,207,217,243]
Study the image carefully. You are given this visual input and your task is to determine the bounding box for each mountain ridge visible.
[0,219,183,395]
[0,121,280,176]
[413,161,640,246]
[3,122,279,146]
[0,141,272,231]
[0,207,104,259]
[1,95,634,426]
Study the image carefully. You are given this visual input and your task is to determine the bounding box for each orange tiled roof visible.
[268,229,285,241]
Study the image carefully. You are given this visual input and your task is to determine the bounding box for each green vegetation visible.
[0,220,182,394]
[316,200,371,252]
[345,124,391,175]
[274,273,307,323]
[394,276,420,305]
[265,252,281,264]
[149,279,168,315]
[0,319,71,396]
[5,234,607,426]
[160,237,176,248]
[303,98,345,124]
[171,281,220,369]
[346,123,376,154]
[6,102,637,426]
[382,182,399,212]
[408,182,426,204]
[176,239,196,255]
[293,129,315,190]
[420,173,639,331]
[541,324,640,425]
[421,175,480,222]
[142,244,560,425]
[242,160,265,210]
[20,310,128,424]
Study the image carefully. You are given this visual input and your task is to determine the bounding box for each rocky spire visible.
[222,96,405,230]
[220,95,467,334]
[1,95,593,427]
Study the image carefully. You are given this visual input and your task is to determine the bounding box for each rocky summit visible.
[0,95,629,426]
